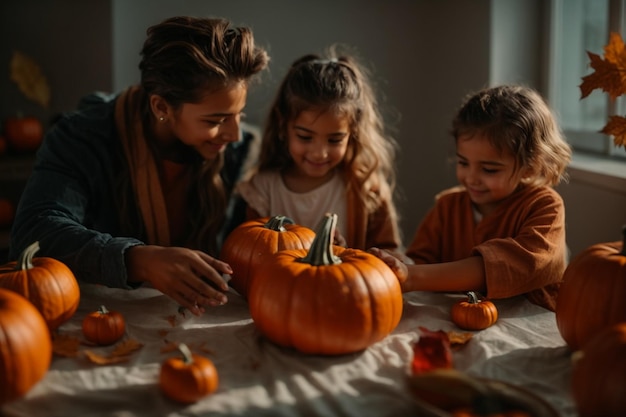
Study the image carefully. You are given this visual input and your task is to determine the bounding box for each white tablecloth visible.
[2,283,577,417]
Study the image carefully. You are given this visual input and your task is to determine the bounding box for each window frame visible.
[548,0,626,161]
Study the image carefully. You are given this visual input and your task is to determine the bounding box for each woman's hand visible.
[368,247,410,291]
[125,245,232,316]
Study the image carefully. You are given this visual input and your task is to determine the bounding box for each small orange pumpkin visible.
[82,305,126,345]
[159,343,219,404]
[555,226,626,351]
[249,213,403,355]
[0,199,14,228]
[451,292,498,331]
[220,215,315,298]
[0,241,80,331]
[0,288,52,405]
[571,323,626,416]
[3,116,43,153]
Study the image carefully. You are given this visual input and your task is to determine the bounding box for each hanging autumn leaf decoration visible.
[9,51,51,109]
[579,32,626,148]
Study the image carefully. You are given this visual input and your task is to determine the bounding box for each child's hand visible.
[368,247,409,290]
[333,230,347,247]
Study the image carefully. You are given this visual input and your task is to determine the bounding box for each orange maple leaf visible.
[579,32,626,100]
[601,115,626,148]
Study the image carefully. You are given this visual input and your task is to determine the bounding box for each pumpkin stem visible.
[466,291,480,304]
[299,213,342,266]
[16,241,40,271]
[178,343,194,365]
[99,305,109,315]
[264,215,294,232]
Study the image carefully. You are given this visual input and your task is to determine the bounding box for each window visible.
[549,0,626,160]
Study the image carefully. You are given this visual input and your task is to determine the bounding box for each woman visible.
[9,16,269,315]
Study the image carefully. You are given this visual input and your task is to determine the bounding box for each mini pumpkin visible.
[571,323,626,417]
[220,215,315,298]
[82,305,126,345]
[0,288,52,405]
[0,241,80,331]
[555,226,626,351]
[248,213,403,355]
[159,343,219,404]
[3,116,43,153]
[451,292,498,331]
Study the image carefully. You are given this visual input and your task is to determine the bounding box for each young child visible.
[370,85,572,311]
[234,48,404,253]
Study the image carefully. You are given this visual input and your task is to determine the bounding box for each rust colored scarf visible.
[114,86,170,246]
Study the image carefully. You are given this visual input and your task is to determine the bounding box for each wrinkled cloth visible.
[2,284,576,417]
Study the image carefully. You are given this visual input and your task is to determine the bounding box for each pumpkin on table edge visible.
[0,241,80,331]
[555,225,626,351]
[82,305,126,346]
[0,288,52,405]
[159,343,219,404]
[451,291,498,331]
[571,322,626,417]
[248,212,403,355]
[220,215,315,298]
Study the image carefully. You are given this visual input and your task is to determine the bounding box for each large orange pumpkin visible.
[220,215,315,298]
[571,323,626,416]
[555,226,626,350]
[0,241,80,331]
[0,288,52,405]
[3,116,44,153]
[248,213,403,355]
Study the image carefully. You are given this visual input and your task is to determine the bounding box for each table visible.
[1,283,577,417]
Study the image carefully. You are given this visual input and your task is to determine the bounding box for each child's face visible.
[285,109,350,182]
[455,133,526,216]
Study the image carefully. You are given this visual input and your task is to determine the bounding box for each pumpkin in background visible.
[3,116,43,153]
[571,323,626,416]
[0,241,80,331]
[248,213,403,355]
[451,291,498,331]
[220,215,315,298]
[82,305,126,345]
[0,199,15,228]
[0,288,52,405]
[555,226,626,351]
[159,343,219,403]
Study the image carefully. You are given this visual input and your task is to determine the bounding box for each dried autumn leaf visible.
[111,338,143,357]
[412,327,454,375]
[448,331,474,348]
[579,32,626,100]
[9,50,51,109]
[601,115,626,148]
[83,349,131,365]
[52,333,81,358]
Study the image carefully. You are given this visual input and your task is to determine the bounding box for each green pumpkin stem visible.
[466,291,480,304]
[300,213,342,266]
[16,241,40,271]
[264,215,294,232]
[178,343,194,365]
[99,305,109,315]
